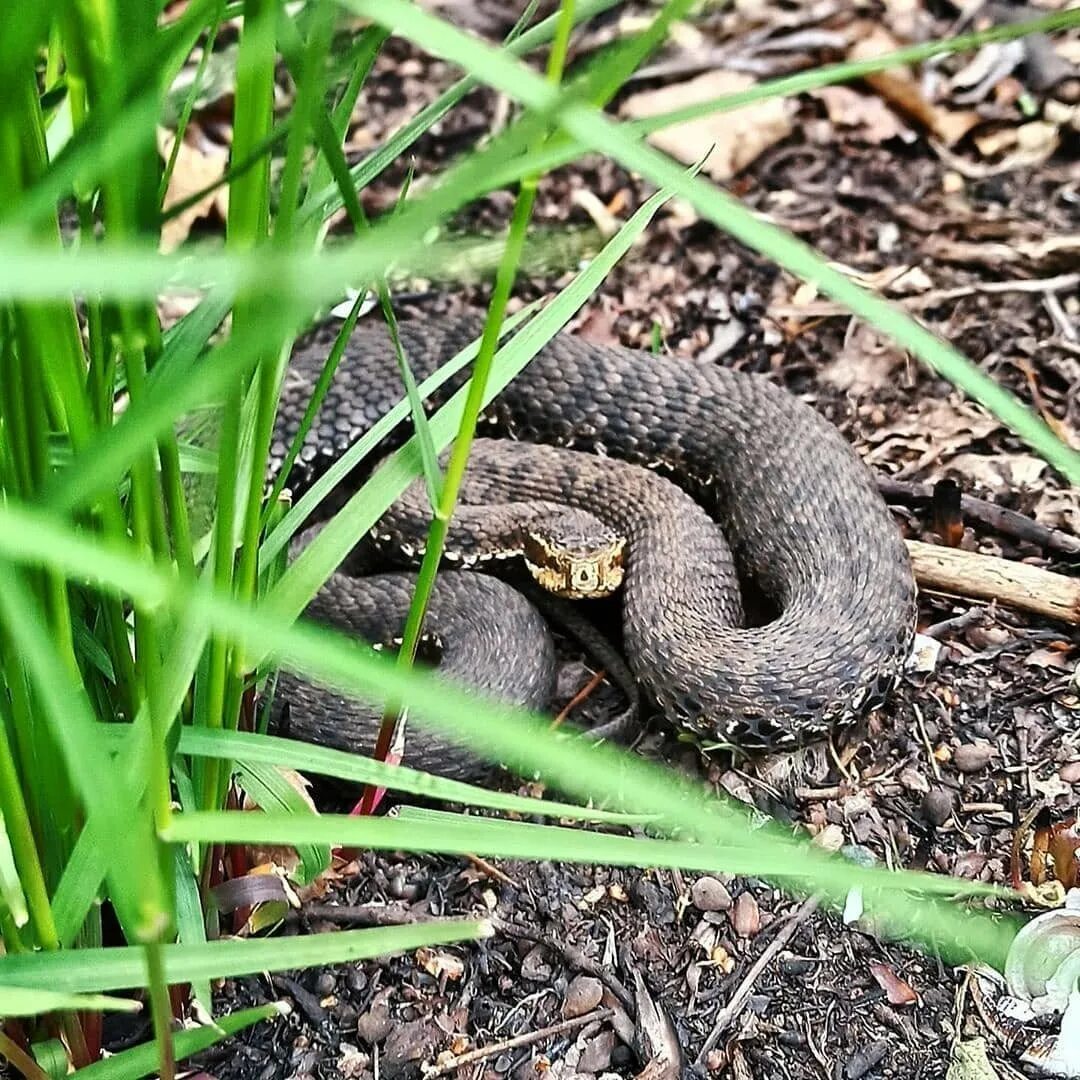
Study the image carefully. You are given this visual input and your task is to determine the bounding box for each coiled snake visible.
[269,314,918,780]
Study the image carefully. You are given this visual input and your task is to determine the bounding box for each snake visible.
[267,312,918,780]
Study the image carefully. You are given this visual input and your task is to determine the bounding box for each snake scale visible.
[268,313,918,780]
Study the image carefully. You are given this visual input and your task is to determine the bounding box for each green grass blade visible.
[300,26,388,234]
[169,727,657,826]
[165,810,998,902]
[0,813,29,931]
[171,845,212,1017]
[158,7,225,206]
[0,561,168,944]
[0,987,142,1017]
[72,1003,287,1080]
[49,714,152,949]
[0,920,489,993]
[53,602,215,948]
[233,760,330,885]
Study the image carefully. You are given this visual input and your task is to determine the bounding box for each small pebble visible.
[813,824,845,852]
[562,975,604,1019]
[356,1007,393,1046]
[731,892,761,937]
[954,852,989,879]
[921,788,955,827]
[520,945,554,983]
[1061,761,1080,784]
[691,876,732,912]
[577,1030,615,1073]
[953,743,995,773]
[846,1039,889,1079]
[780,955,814,978]
[314,972,336,996]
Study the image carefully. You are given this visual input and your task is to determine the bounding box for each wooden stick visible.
[907,539,1080,625]
[423,1009,614,1077]
[693,896,821,1068]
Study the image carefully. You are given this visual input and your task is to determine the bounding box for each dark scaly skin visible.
[368,494,626,597]
[381,439,751,739]
[271,571,557,781]
[273,314,918,757]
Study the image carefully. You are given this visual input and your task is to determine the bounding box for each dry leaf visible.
[1033,487,1080,535]
[157,126,229,252]
[868,961,918,1006]
[1025,645,1074,671]
[416,947,465,981]
[730,891,761,937]
[813,84,911,143]
[1032,816,1080,889]
[945,452,1049,491]
[849,24,980,146]
[620,70,795,183]
[862,398,1001,474]
[242,767,319,880]
[822,322,907,395]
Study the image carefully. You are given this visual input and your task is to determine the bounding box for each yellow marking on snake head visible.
[522,530,626,599]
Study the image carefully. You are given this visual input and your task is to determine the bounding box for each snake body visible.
[270,314,917,773]
[271,570,559,776]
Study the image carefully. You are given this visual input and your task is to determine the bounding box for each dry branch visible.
[907,539,1080,625]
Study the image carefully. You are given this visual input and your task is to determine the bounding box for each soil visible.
[118,4,1080,1078]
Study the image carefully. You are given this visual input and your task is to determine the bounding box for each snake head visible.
[522,527,626,599]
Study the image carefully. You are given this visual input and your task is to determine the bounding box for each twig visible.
[915,271,1080,300]
[294,902,428,926]
[492,917,635,1009]
[465,853,519,888]
[552,668,608,728]
[1044,289,1078,343]
[878,475,1080,556]
[923,606,990,640]
[912,702,942,782]
[907,539,1080,625]
[693,895,820,1067]
[793,784,846,801]
[423,1008,614,1077]
[769,271,1080,319]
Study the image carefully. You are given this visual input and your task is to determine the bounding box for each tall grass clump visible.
[0,1,1077,1076]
